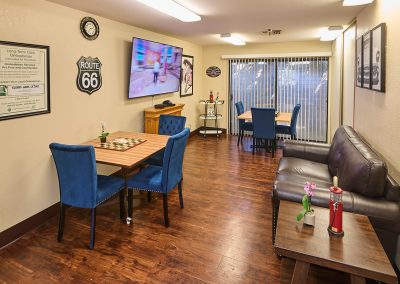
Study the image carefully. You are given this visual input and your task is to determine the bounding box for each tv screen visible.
[128,38,183,99]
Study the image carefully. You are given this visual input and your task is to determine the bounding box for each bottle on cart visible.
[209,90,214,103]
[215,92,219,103]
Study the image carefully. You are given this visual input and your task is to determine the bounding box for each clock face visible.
[84,22,96,36]
[80,17,99,40]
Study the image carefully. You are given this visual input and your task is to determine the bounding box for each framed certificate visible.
[0,41,50,121]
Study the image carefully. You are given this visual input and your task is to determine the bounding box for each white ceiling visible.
[47,0,365,45]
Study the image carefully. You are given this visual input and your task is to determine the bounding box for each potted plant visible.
[99,121,109,143]
[296,181,316,226]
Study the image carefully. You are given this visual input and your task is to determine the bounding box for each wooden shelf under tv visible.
[144,104,185,134]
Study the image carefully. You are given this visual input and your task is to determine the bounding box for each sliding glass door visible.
[230,57,329,143]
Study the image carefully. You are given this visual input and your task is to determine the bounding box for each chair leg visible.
[57,203,66,242]
[178,180,184,209]
[119,190,125,220]
[89,208,96,250]
[272,138,276,158]
[252,137,255,155]
[148,192,152,202]
[240,130,244,145]
[163,193,169,227]
[237,130,241,146]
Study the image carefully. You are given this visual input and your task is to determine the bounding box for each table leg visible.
[291,260,310,284]
[127,189,133,223]
[350,274,366,284]
[121,168,132,225]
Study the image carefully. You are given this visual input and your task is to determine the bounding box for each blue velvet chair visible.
[127,128,190,227]
[146,114,187,167]
[235,101,253,146]
[49,143,126,249]
[276,104,301,139]
[251,108,276,157]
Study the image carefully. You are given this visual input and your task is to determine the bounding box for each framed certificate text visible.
[0,41,50,121]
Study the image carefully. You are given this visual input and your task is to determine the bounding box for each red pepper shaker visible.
[209,90,214,103]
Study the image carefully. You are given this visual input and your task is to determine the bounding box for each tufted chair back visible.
[158,115,187,136]
[49,143,98,208]
[290,104,301,137]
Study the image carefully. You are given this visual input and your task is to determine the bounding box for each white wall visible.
[354,0,400,175]
[0,0,203,232]
[330,35,343,141]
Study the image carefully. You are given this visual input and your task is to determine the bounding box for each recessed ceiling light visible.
[320,26,343,41]
[136,0,201,22]
[343,0,374,6]
[220,33,246,46]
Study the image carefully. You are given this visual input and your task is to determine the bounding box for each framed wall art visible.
[356,36,363,88]
[180,55,193,97]
[362,31,371,89]
[371,23,386,92]
[0,41,50,121]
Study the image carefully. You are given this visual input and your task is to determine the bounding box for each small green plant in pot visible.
[296,181,316,226]
[99,121,109,143]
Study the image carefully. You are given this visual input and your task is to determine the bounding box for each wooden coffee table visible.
[274,201,397,284]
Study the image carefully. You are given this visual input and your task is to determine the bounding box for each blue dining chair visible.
[276,104,301,140]
[127,128,190,227]
[235,101,253,146]
[251,108,276,157]
[49,143,126,249]
[146,114,186,167]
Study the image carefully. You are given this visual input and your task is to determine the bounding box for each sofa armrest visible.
[283,141,330,164]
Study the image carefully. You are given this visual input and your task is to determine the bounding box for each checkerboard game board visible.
[95,138,146,151]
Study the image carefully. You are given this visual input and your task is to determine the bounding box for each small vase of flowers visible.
[296,181,316,226]
[99,121,109,143]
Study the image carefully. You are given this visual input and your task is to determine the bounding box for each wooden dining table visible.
[83,131,169,223]
[238,110,292,123]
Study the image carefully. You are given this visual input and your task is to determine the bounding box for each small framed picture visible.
[371,23,386,92]
[362,31,371,89]
[180,55,193,97]
[356,36,363,88]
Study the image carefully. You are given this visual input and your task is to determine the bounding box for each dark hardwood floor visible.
[0,135,349,283]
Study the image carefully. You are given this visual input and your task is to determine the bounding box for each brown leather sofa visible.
[272,126,400,273]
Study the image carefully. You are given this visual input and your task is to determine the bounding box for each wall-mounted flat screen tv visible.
[128,38,183,99]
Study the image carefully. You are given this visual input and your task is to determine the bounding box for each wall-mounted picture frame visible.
[371,23,386,92]
[180,55,193,97]
[362,31,371,89]
[356,36,363,88]
[0,41,50,121]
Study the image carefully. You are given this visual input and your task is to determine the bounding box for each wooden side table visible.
[144,104,185,134]
[274,201,397,284]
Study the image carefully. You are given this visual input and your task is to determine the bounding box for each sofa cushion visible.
[273,172,355,212]
[351,192,400,222]
[278,157,332,182]
[328,126,387,198]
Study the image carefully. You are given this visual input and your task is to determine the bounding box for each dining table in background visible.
[238,110,292,123]
[83,131,169,223]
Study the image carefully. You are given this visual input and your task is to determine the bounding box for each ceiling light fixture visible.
[136,0,201,22]
[320,26,344,41]
[343,0,374,6]
[220,33,246,46]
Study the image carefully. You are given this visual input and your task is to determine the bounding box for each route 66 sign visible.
[76,56,102,94]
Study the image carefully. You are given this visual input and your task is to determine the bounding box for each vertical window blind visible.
[230,57,329,143]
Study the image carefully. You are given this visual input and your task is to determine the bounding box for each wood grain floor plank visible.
[0,135,351,283]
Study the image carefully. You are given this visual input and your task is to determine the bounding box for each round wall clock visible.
[80,17,100,40]
[206,66,221,78]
